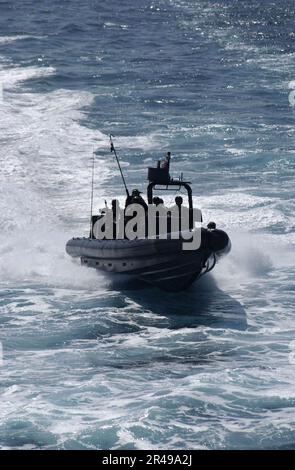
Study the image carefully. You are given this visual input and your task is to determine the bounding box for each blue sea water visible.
[0,0,295,450]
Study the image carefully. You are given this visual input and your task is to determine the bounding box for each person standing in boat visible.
[124,189,148,238]
[111,199,118,238]
[160,151,171,170]
[125,189,148,211]
[111,199,125,239]
[111,199,118,217]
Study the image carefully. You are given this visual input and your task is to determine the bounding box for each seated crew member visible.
[152,196,164,206]
[151,196,166,235]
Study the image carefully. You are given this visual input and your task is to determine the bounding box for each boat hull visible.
[66,228,230,291]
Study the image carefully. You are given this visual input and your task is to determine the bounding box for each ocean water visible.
[0,0,294,450]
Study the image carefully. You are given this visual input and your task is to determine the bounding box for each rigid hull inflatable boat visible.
[66,140,231,291]
[66,228,230,291]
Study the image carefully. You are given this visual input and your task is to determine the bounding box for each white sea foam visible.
[0,60,108,287]
[0,59,161,288]
[0,35,43,45]
[194,192,293,241]
[253,52,295,73]
[0,65,55,88]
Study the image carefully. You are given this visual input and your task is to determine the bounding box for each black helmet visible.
[175,196,183,205]
[132,189,141,196]
[207,221,216,230]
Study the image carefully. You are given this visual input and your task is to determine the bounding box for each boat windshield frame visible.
[147,180,194,230]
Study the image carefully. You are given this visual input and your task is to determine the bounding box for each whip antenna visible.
[110,134,130,197]
[89,148,95,238]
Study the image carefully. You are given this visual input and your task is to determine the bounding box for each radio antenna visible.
[110,134,130,197]
[89,148,95,238]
